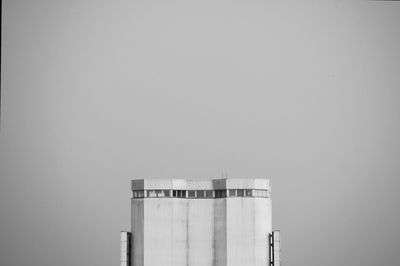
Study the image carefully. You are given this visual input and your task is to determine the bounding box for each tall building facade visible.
[121,178,281,266]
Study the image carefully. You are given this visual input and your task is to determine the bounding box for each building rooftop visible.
[131,178,271,199]
[131,178,270,190]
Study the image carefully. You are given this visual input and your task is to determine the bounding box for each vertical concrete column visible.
[213,198,227,266]
[213,178,227,266]
[170,179,188,266]
[171,198,188,266]
[131,199,144,266]
[187,181,214,266]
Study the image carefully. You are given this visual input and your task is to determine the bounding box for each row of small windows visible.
[132,189,270,199]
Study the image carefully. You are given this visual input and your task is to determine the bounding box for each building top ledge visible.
[131,178,270,191]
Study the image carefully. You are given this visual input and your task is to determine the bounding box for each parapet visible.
[131,178,271,199]
[131,178,270,190]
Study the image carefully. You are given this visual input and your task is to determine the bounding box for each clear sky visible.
[1,1,400,266]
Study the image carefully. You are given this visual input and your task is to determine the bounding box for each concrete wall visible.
[188,199,214,266]
[130,178,273,266]
[134,198,215,266]
[143,199,173,266]
[171,198,188,266]
[225,197,271,266]
[254,198,271,266]
[131,199,144,266]
[214,198,226,266]
[226,198,256,266]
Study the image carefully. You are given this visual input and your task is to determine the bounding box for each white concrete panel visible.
[144,179,173,190]
[212,178,270,190]
[225,179,255,189]
[187,180,213,190]
[226,198,256,266]
[121,231,128,242]
[254,198,271,266]
[171,199,188,266]
[143,198,173,266]
[254,179,270,190]
[226,197,270,266]
[188,199,214,266]
[172,179,188,190]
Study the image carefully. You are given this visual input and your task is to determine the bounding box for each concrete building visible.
[121,178,281,266]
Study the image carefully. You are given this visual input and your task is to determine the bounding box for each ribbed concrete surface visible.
[131,178,272,266]
[188,199,214,266]
[214,198,227,266]
[131,199,144,266]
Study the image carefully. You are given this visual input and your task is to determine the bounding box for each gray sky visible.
[1,1,400,266]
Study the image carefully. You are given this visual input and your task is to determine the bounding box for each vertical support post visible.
[269,233,274,266]
[269,231,281,266]
[121,231,132,266]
